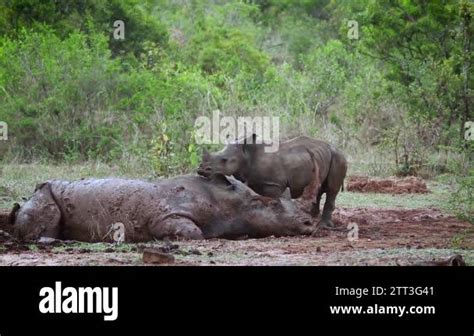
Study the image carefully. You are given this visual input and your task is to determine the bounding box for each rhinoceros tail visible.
[8,203,20,225]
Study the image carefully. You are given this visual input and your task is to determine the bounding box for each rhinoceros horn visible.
[281,188,292,200]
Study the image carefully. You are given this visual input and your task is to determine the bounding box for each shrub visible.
[449,169,474,223]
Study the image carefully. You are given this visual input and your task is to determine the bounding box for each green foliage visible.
[0,0,169,57]
[0,0,471,181]
[449,169,474,223]
[0,29,123,160]
[359,0,473,148]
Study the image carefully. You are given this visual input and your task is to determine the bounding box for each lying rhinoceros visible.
[9,175,314,242]
[198,134,347,228]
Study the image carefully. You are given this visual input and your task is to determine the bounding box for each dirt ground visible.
[1,207,472,266]
[347,175,429,194]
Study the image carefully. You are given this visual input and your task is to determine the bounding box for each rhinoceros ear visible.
[8,203,21,225]
[202,149,210,160]
[281,188,291,200]
[242,133,258,155]
[244,133,257,145]
[34,181,50,192]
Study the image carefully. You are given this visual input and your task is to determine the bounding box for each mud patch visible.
[0,207,472,266]
[347,176,428,194]
[325,207,472,250]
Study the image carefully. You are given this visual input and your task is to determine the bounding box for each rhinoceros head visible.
[241,195,314,237]
[197,134,258,178]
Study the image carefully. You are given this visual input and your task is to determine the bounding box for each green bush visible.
[0,29,123,159]
[449,169,474,223]
[0,0,471,181]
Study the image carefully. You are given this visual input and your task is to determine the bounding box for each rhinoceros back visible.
[50,179,160,242]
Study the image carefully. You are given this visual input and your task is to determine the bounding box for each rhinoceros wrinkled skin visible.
[198,135,347,228]
[10,175,314,242]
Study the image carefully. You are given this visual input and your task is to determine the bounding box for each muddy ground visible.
[347,175,429,194]
[1,207,472,266]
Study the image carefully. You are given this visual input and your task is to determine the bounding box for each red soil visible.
[347,176,429,194]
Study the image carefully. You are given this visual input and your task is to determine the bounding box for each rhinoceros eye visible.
[221,158,228,163]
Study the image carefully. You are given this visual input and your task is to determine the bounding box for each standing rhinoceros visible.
[197,134,347,228]
[9,175,314,242]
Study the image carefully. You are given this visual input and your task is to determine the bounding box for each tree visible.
[359,0,472,147]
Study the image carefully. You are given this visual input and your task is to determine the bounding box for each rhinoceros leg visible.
[319,151,347,228]
[311,190,323,217]
[320,191,336,228]
[14,182,62,240]
[302,151,322,217]
[149,215,204,240]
